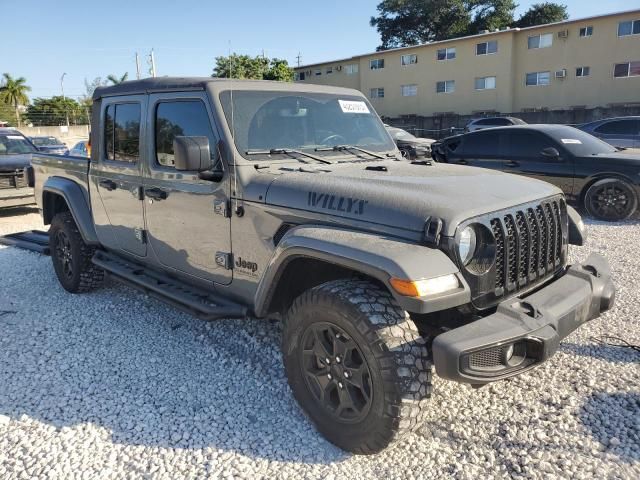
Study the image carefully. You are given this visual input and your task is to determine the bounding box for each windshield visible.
[219,90,395,160]
[388,128,416,140]
[0,134,36,155]
[31,137,63,146]
[548,127,618,156]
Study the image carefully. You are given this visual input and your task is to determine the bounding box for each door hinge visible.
[213,200,231,218]
[134,227,147,244]
[215,252,233,270]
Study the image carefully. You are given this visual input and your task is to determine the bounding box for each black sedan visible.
[431,125,640,221]
[385,126,434,159]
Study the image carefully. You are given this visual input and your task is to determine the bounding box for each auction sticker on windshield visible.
[561,138,582,144]
[338,100,370,114]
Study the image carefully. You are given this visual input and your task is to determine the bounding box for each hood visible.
[264,160,561,236]
[589,152,640,165]
[0,153,32,172]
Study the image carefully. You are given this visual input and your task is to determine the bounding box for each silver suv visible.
[465,116,526,132]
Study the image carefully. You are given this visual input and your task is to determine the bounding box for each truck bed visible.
[31,153,91,211]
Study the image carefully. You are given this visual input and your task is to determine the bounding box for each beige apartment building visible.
[294,9,640,118]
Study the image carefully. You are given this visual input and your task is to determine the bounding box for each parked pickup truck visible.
[0,128,36,209]
[31,78,615,454]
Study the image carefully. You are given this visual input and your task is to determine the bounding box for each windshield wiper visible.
[245,148,332,164]
[314,144,387,160]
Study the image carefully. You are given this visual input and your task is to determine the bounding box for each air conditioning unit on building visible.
[555,69,567,79]
[557,29,569,39]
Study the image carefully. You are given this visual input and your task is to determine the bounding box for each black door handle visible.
[457,159,468,165]
[145,187,168,201]
[506,161,519,168]
[98,179,117,191]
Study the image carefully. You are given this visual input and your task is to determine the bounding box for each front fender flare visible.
[253,225,470,317]
[43,177,99,245]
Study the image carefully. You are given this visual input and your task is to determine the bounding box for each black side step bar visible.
[0,230,50,255]
[92,251,247,320]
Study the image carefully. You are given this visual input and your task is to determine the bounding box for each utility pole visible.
[60,72,69,127]
[135,52,141,79]
[296,52,302,67]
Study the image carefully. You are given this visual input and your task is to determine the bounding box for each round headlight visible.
[458,226,477,265]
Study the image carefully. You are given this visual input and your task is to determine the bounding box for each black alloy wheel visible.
[585,179,637,221]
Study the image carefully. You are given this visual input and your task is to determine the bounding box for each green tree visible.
[107,72,129,85]
[0,73,31,127]
[515,2,568,28]
[370,0,566,49]
[212,54,293,81]
[25,96,88,126]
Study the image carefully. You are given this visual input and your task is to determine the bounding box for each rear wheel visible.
[49,211,104,293]
[282,279,432,454]
[584,179,637,221]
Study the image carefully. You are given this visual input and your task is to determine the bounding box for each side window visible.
[155,100,218,168]
[504,132,556,159]
[461,131,500,156]
[104,103,141,162]
[594,120,639,135]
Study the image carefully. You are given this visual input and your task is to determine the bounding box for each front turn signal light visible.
[390,274,460,297]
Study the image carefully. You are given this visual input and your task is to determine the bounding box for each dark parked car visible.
[0,128,36,208]
[67,140,89,157]
[577,116,640,149]
[432,125,639,221]
[29,136,68,155]
[465,116,526,132]
[385,126,434,159]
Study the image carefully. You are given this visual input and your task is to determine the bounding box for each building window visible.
[401,84,417,96]
[314,69,321,76]
[370,87,385,98]
[476,41,498,55]
[370,59,385,70]
[326,66,333,74]
[576,66,590,77]
[437,47,456,61]
[618,20,640,37]
[579,26,593,37]
[475,76,496,90]
[526,71,550,86]
[613,61,640,78]
[528,33,553,49]
[345,63,359,75]
[436,80,455,93]
[401,54,418,66]
[294,72,305,81]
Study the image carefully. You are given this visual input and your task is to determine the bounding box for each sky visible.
[1,0,636,100]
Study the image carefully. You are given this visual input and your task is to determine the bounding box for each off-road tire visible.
[584,178,638,221]
[282,279,432,454]
[49,211,104,293]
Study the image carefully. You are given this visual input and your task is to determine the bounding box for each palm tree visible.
[0,73,31,127]
[107,72,129,85]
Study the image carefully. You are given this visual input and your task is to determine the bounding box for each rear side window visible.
[461,131,501,155]
[594,120,640,135]
[104,103,141,162]
[503,131,556,159]
[155,100,217,168]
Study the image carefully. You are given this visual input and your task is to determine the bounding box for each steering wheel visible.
[320,134,347,146]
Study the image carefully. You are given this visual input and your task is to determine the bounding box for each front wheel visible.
[282,279,432,454]
[584,179,638,221]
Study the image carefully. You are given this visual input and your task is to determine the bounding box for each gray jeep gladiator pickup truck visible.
[31,78,615,454]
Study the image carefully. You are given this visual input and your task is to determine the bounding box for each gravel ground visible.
[0,206,638,479]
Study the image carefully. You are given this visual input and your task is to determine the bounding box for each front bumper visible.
[0,187,35,208]
[432,253,615,385]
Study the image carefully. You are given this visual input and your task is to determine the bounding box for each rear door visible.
[502,130,574,194]
[91,97,147,257]
[593,119,640,149]
[142,92,232,285]
[455,130,505,171]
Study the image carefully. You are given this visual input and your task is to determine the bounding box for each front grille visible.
[0,171,26,190]
[489,198,566,297]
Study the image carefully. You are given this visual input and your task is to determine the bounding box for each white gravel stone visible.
[0,207,639,479]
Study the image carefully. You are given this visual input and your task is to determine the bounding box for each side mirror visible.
[173,136,214,172]
[541,147,560,160]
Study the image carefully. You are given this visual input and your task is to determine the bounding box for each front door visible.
[143,93,232,285]
[91,97,147,257]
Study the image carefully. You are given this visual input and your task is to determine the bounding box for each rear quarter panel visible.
[31,153,90,209]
